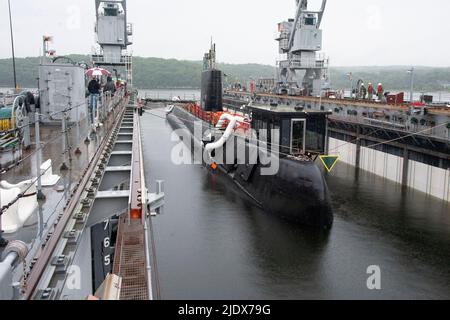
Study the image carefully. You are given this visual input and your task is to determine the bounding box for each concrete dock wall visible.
[329,137,450,202]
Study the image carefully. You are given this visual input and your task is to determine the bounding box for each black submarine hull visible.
[167,106,334,229]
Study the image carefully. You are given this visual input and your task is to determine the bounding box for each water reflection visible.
[142,109,450,300]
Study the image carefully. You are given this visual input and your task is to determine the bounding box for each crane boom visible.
[288,0,307,51]
[317,0,327,28]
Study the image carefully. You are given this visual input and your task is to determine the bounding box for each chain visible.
[21,259,29,293]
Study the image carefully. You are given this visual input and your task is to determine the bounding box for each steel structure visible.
[92,0,133,87]
[276,0,328,96]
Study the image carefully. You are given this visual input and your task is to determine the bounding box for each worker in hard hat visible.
[360,83,367,100]
[368,83,374,100]
[377,83,384,101]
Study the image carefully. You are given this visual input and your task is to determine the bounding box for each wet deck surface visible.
[0,118,114,270]
[142,107,450,300]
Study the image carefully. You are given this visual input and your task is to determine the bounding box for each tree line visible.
[0,55,449,92]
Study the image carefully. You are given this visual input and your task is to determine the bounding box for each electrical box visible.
[387,92,405,105]
[39,63,87,124]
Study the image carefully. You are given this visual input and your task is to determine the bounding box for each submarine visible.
[166,44,333,229]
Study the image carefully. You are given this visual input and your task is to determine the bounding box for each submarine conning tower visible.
[201,43,223,112]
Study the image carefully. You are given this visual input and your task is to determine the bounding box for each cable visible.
[0,164,52,216]
[147,108,307,159]
[365,122,449,149]
[0,121,83,175]
[1,100,90,136]
[2,88,125,137]
[146,106,450,162]
[0,113,100,214]
[327,126,384,153]
[1,93,122,172]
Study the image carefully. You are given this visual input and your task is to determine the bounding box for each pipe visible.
[143,218,153,300]
[204,114,241,158]
[165,105,175,115]
[0,252,18,270]
[0,240,28,300]
[0,252,17,299]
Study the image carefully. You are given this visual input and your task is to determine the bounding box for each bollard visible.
[156,180,164,195]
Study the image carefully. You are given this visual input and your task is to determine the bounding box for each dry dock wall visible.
[329,137,450,202]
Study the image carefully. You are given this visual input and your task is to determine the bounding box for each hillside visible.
[0,55,449,92]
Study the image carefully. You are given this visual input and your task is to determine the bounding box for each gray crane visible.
[276,0,328,96]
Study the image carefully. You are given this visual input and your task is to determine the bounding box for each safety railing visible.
[1,93,25,107]
[330,113,449,140]
[127,23,133,36]
[141,92,199,101]
[87,87,125,128]
[278,57,328,69]
[0,89,129,300]
[91,47,132,65]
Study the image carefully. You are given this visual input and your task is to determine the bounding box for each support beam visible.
[355,126,362,169]
[329,127,450,161]
[86,191,130,228]
[402,148,410,187]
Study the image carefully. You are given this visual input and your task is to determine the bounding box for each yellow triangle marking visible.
[319,155,340,173]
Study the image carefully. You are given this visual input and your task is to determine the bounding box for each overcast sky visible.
[1,0,449,67]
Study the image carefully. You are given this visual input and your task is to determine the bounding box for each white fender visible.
[40,159,60,187]
[0,179,38,234]
[165,105,175,114]
[205,114,243,158]
[0,179,33,190]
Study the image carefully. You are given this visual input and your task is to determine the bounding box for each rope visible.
[146,108,341,159]
[0,100,90,137]
[0,164,52,216]
[0,121,82,175]
[365,122,449,149]
[151,106,450,158]
[0,102,117,214]
[145,109,303,158]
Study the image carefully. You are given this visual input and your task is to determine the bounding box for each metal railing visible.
[127,23,133,36]
[88,87,125,127]
[278,53,328,69]
[330,113,449,140]
[141,92,199,101]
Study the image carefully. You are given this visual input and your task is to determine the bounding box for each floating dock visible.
[224,91,450,202]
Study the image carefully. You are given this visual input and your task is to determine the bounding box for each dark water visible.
[142,109,450,300]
